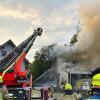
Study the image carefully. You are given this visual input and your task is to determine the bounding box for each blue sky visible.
[0,0,80,61]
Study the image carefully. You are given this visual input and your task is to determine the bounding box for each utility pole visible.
[68,21,81,84]
[69,44,72,84]
[64,44,72,84]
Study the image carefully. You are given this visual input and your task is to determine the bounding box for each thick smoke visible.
[74,0,100,69]
[46,0,100,84]
[53,0,100,72]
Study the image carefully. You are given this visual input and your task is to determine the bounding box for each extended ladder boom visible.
[0,28,43,72]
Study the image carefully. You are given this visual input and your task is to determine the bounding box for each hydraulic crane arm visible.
[0,27,43,82]
[0,28,42,72]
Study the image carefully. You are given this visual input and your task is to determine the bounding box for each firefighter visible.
[48,85,54,98]
[2,85,9,100]
[87,73,100,100]
[50,84,54,97]
[64,83,73,95]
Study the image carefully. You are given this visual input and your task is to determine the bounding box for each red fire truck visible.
[0,28,43,100]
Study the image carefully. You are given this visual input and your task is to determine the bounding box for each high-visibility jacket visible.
[65,83,72,90]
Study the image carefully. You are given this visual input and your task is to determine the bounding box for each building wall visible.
[0,44,14,60]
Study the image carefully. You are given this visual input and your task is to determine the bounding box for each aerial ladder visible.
[0,27,43,100]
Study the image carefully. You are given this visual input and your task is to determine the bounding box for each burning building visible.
[33,0,100,88]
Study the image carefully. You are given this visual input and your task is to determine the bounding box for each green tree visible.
[29,44,56,80]
[70,34,78,45]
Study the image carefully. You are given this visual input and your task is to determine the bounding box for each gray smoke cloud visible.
[53,0,100,71]
[74,0,100,69]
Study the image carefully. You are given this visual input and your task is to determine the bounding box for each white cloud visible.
[0,0,79,61]
[0,5,41,24]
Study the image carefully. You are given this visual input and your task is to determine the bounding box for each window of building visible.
[1,51,7,56]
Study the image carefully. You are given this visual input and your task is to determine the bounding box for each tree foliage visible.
[29,44,56,80]
[70,34,78,45]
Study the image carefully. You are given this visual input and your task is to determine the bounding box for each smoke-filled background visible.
[74,0,100,70]
[52,0,100,79]
[32,0,100,86]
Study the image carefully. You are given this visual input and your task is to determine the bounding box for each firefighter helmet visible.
[65,83,72,90]
[92,73,100,87]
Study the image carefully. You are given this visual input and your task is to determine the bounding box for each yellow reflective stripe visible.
[0,52,24,81]
[1,62,15,78]
[2,52,24,77]
[0,76,3,83]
